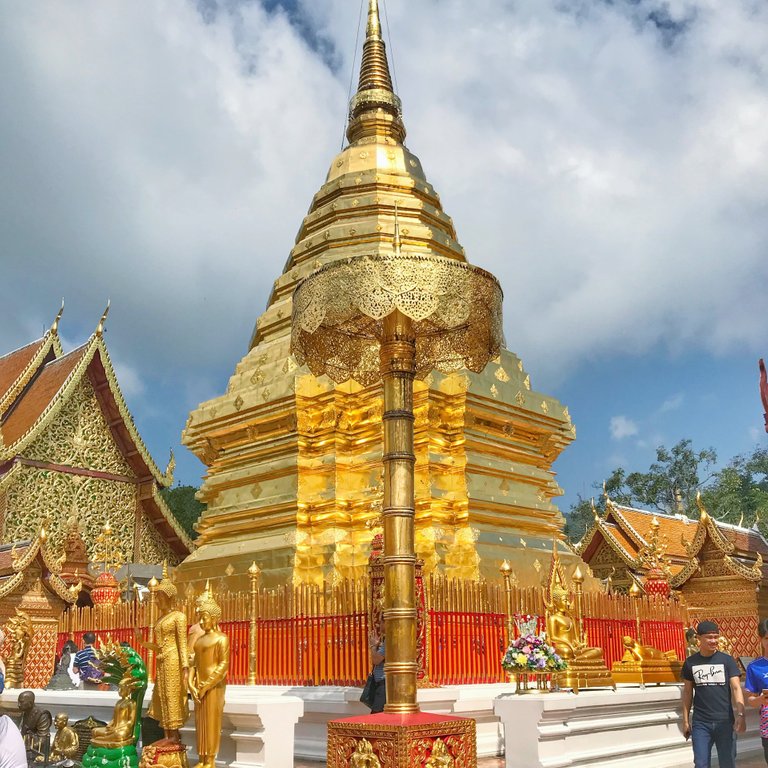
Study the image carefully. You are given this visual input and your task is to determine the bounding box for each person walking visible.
[681,620,745,768]
[745,618,768,764]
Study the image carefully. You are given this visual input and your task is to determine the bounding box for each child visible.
[746,618,768,765]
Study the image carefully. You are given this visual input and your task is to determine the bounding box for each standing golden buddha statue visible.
[188,583,229,768]
[142,563,189,745]
[4,610,33,689]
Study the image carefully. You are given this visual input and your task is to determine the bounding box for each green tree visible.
[702,447,768,528]
[160,485,204,541]
[565,441,768,542]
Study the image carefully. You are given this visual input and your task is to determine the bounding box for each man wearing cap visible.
[681,620,745,768]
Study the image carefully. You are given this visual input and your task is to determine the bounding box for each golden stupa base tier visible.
[328,713,476,768]
[138,743,189,768]
[611,661,682,685]
[557,665,615,693]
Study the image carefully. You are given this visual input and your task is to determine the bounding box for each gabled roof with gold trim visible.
[0,526,78,603]
[576,495,768,587]
[0,311,192,557]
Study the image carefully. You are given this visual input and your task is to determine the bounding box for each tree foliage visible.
[565,440,768,542]
[160,485,204,541]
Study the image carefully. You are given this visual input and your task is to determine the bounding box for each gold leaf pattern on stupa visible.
[494,367,510,382]
[541,401,549,414]
[524,375,531,390]
[490,384,499,399]
[515,391,525,406]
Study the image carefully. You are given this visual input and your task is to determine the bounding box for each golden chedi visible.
[180,0,576,591]
[188,584,230,768]
[544,546,614,691]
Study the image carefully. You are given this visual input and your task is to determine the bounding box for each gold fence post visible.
[572,565,585,643]
[248,562,261,685]
[630,581,642,642]
[147,575,158,685]
[499,561,514,647]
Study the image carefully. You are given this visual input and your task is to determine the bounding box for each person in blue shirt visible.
[745,618,768,764]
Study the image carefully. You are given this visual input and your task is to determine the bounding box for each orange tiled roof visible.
[0,345,87,446]
[0,339,46,402]
[0,542,32,575]
[610,505,699,558]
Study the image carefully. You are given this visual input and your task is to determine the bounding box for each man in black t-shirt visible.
[681,620,745,768]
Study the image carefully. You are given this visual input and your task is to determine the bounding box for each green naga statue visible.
[82,640,148,768]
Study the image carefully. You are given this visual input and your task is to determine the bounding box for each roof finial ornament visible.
[52,299,65,333]
[96,300,111,337]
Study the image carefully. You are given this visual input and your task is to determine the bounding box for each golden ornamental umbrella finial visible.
[347,0,404,144]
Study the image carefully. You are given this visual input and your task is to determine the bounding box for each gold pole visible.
[147,575,158,685]
[572,565,585,643]
[248,561,261,685]
[499,561,514,647]
[381,309,418,713]
[630,581,642,641]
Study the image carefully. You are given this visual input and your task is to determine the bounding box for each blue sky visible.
[1,0,767,518]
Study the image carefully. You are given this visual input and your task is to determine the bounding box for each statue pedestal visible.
[83,744,138,768]
[611,661,682,686]
[327,712,475,767]
[138,743,188,768]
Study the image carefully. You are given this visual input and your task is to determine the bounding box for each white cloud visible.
[659,393,684,413]
[610,415,639,440]
[111,358,145,399]
[0,0,766,395]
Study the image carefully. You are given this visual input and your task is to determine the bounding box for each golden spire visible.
[347,0,405,144]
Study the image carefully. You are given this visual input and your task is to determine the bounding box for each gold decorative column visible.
[572,565,585,644]
[293,230,501,762]
[248,561,261,685]
[147,575,158,685]
[499,560,515,649]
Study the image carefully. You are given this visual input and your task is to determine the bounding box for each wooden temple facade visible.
[0,309,193,570]
[576,496,767,656]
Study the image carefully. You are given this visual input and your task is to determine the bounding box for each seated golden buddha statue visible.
[544,546,614,692]
[91,678,138,748]
[611,635,682,685]
[50,713,80,764]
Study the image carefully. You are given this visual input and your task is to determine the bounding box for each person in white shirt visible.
[0,714,26,768]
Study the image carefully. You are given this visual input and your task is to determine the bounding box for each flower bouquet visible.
[502,628,567,693]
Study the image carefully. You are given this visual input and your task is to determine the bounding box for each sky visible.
[1,0,767,517]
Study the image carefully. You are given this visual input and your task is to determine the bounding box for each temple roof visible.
[0,311,192,557]
[576,497,768,586]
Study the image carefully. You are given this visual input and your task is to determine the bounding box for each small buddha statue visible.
[5,611,33,689]
[620,635,678,663]
[612,635,682,684]
[90,678,138,748]
[546,586,605,663]
[50,713,80,765]
[17,691,53,755]
[425,739,453,768]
